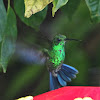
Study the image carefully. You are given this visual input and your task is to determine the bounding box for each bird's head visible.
[52,34,66,46]
[52,34,81,46]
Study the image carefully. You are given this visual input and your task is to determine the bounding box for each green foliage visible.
[85,0,100,23]
[0,4,17,72]
[61,0,81,19]
[0,0,100,100]
[52,0,68,17]
[14,0,47,30]
[0,0,7,42]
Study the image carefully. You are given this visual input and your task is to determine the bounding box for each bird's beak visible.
[65,38,82,42]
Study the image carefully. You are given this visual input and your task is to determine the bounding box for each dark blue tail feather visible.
[61,68,76,79]
[49,64,78,90]
[58,70,71,82]
[50,72,60,90]
[62,64,78,74]
[57,74,67,86]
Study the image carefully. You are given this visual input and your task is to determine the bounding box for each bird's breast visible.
[49,48,65,69]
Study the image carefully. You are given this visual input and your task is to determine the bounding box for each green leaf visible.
[14,0,47,30]
[52,0,68,17]
[61,0,81,19]
[0,0,7,42]
[24,0,53,18]
[0,7,17,73]
[85,0,100,23]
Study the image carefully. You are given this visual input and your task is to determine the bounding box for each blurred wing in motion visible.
[15,43,46,65]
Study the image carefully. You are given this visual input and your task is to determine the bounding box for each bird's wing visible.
[15,42,47,65]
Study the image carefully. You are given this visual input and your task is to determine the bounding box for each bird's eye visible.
[57,38,61,41]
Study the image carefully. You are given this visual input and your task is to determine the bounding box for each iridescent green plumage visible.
[49,43,65,67]
[47,34,67,76]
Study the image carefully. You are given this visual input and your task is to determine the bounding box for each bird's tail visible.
[49,64,78,90]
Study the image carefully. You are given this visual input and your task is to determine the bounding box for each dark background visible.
[0,0,100,100]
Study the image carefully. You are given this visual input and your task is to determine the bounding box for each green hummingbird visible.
[16,34,79,90]
[43,34,79,90]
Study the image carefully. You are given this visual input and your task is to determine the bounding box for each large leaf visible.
[52,0,68,17]
[0,7,17,73]
[14,0,47,30]
[0,0,7,42]
[85,0,100,23]
[61,0,81,19]
[24,0,53,18]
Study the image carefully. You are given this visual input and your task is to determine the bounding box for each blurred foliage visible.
[52,0,68,17]
[1,6,17,73]
[14,0,47,30]
[0,0,100,100]
[61,0,81,19]
[85,0,100,23]
[0,0,7,42]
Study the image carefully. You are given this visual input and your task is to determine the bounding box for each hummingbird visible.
[15,34,79,90]
[44,34,79,90]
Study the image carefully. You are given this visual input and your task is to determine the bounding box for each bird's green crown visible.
[52,34,66,46]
